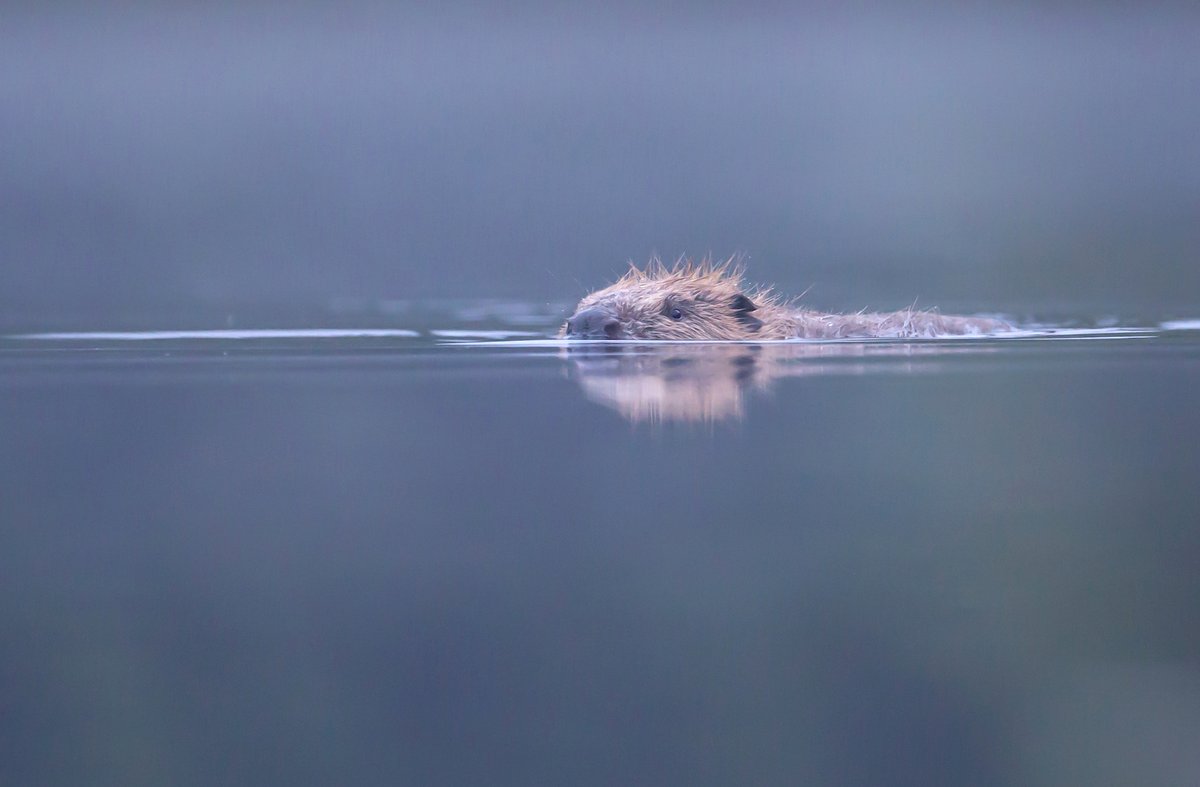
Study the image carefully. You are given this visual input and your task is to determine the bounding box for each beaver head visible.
[561,259,775,340]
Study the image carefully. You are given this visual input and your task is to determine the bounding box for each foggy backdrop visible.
[3,4,1198,328]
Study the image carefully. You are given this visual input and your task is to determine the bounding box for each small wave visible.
[1160,320,1200,331]
[431,330,545,340]
[10,329,420,341]
[997,327,1157,340]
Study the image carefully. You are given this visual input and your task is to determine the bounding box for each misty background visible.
[2,4,1198,329]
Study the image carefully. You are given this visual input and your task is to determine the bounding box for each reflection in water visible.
[564,341,989,423]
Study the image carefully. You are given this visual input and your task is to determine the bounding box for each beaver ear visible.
[730,294,757,314]
[730,293,763,332]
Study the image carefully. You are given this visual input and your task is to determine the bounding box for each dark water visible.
[3,317,1199,786]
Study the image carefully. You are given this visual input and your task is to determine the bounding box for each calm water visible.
[2,311,1199,786]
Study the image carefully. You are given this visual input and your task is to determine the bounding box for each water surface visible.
[2,310,1199,786]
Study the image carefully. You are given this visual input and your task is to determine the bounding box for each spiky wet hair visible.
[564,256,785,340]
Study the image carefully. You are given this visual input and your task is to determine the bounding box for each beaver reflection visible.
[563,342,977,423]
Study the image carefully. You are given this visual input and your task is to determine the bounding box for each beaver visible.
[561,258,1013,340]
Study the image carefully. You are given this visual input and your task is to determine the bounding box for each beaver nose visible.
[565,307,623,339]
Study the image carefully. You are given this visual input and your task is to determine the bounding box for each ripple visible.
[10,329,420,341]
[1160,319,1200,331]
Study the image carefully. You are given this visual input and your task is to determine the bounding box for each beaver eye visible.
[669,307,683,321]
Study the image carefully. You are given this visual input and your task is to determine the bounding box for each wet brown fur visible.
[562,257,1013,340]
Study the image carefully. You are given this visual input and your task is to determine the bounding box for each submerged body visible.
[562,260,1013,340]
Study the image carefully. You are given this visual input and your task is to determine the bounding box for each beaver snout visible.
[565,306,624,339]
